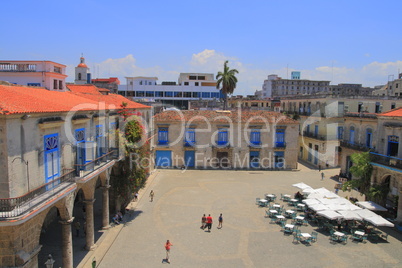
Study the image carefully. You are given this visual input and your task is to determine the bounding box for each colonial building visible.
[280,95,402,169]
[0,84,150,267]
[339,113,378,178]
[0,60,67,91]
[369,107,402,222]
[372,73,402,97]
[120,73,224,109]
[152,110,299,170]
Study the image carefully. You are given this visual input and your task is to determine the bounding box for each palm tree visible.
[216,60,239,110]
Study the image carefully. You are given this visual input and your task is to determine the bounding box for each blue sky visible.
[1,0,401,95]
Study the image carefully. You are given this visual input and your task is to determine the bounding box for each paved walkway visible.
[79,165,402,268]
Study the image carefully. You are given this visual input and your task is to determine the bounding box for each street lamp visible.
[44,254,55,268]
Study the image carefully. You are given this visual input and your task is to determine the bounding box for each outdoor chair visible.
[381,233,388,241]
[340,235,348,244]
[303,219,309,226]
[256,198,261,205]
[293,233,302,244]
[270,217,277,224]
[311,232,318,242]
[265,210,270,218]
[362,234,368,243]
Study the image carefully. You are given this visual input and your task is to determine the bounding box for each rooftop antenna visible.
[331,61,334,83]
[286,64,289,79]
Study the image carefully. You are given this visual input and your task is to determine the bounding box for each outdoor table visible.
[297,203,306,211]
[353,230,365,242]
[295,216,304,225]
[355,231,365,236]
[266,194,275,201]
[269,210,278,217]
[273,204,281,209]
[276,215,285,222]
[289,199,298,206]
[333,231,345,242]
[301,233,312,243]
[259,199,268,206]
[283,194,291,201]
[284,224,295,233]
[285,210,295,218]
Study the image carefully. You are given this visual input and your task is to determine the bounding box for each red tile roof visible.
[0,84,150,115]
[91,77,120,84]
[67,84,104,95]
[154,110,298,124]
[379,107,402,117]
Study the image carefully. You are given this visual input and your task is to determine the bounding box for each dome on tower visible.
[77,56,88,68]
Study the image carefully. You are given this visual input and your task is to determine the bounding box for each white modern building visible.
[261,74,281,99]
[261,72,330,99]
[0,60,67,91]
[119,73,224,109]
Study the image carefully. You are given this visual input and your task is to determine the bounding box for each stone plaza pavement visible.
[82,164,402,268]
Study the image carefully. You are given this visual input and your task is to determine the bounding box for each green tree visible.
[216,60,239,110]
[341,152,373,199]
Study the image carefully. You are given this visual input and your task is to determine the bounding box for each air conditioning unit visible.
[344,105,349,112]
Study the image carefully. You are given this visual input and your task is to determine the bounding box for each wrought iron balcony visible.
[370,152,402,171]
[184,140,196,147]
[74,150,115,177]
[274,142,286,149]
[340,141,372,152]
[0,169,75,218]
[302,131,339,141]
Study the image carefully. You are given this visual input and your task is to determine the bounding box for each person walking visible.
[74,221,81,237]
[218,213,223,229]
[205,214,213,232]
[201,214,206,229]
[134,192,139,201]
[321,172,325,181]
[149,190,155,202]
[165,240,173,263]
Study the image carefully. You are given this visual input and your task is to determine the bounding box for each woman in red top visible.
[165,240,173,263]
[206,214,213,232]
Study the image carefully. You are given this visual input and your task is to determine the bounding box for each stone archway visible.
[38,206,63,267]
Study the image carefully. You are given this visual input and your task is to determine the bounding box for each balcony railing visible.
[249,141,262,147]
[216,140,229,146]
[0,169,75,218]
[340,141,371,152]
[0,63,37,72]
[302,131,339,141]
[184,141,196,147]
[370,152,402,170]
[274,142,286,149]
[74,151,114,177]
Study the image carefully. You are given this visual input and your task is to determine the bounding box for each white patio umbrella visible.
[317,210,343,220]
[355,209,378,219]
[364,215,394,227]
[356,201,388,212]
[309,203,328,212]
[337,210,363,221]
[302,187,315,194]
[302,198,320,206]
[292,182,313,190]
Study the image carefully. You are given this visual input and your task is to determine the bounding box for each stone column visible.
[84,199,96,250]
[370,167,378,185]
[102,185,111,230]
[59,218,74,268]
